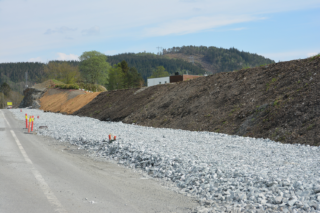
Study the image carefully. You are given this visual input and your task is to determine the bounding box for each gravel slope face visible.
[12,109,320,212]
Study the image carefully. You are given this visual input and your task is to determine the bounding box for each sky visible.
[0,0,319,63]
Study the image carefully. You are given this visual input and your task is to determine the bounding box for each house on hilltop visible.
[147,73,203,87]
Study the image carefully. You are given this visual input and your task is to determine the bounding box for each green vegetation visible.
[148,66,170,79]
[0,82,11,96]
[51,79,65,85]
[163,46,275,72]
[44,62,80,84]
[107,60,143,91]
[55,84,79,90]
[107,52,206,81]
[79,51,110,85]
[0,82,23,108]
[0,46,275,95]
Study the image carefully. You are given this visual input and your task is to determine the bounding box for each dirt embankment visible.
[40,89,100,114]
[74,57,320,146]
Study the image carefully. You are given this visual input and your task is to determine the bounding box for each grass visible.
[273,100,280,107]
[51,79,65,85]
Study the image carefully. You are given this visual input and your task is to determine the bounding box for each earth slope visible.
[73,57,320,146]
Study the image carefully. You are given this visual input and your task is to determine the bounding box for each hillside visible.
[107,53,206,81]
[73,56,320,146]
[163,46,275,74]
[0,46,274,89]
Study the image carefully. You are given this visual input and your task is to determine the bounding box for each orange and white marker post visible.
[31,116,34,132]
[25,114,28,129]
[28,116,32,133]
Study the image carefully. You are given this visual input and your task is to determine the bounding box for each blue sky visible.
[0,0,319,63]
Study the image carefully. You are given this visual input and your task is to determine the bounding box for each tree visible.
[44,62,80,84]
[107,61,144,91]
[0,82,11,96]
[148,66,170,78]
[107,65,124,91]
[79,51,110,84]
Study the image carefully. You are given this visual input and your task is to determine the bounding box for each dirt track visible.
[74,57,320,146]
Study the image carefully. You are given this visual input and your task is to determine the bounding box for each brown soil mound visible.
[40,88,100,114]
[60,92,101,114]
[74,57,320,146]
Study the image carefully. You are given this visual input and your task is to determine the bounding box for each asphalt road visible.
[0,110,198,213]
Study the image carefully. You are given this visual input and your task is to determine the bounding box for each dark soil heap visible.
[74,57,320,146]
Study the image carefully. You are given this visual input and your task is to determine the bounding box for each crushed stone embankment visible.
[74,57,320,146]
[11,109,320,212]
[39,88,100,114]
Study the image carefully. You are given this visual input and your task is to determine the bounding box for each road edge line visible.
[1,110,67,213]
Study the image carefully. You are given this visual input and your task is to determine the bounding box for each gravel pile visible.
[12,109,320,212]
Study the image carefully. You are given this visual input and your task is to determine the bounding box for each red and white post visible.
[28,116,32,133]
[25,114,28,129]
[31,116,34,132]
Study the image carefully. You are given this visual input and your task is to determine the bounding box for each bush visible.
[55,84,79,90]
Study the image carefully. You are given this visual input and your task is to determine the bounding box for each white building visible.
[147,77,170,87]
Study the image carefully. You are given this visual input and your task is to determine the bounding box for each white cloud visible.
[231,27,246,31]
[1,0,320,61]
[81,26,100,36]
[143,15,258,37]
[56,53,79,61]
[44,26,77,35]
[28,57,44,62]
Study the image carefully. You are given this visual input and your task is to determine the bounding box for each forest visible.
[0,45,275,95]
[163,45,275,72]
[106,53,206,81]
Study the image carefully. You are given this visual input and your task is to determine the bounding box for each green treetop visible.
[148,66,170,79]
[79,51,110,84]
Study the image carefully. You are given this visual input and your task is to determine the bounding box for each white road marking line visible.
[1,111,67,213]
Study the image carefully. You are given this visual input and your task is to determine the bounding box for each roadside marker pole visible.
[25,114,28,129]
[28,116,32,133]
[31,116,34,132]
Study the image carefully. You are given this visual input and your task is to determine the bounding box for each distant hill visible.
[106,52,206,81]
[0,46,275,92]
[163,46,275,74]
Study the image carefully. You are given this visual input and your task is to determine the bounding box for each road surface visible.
[0,110,198,213]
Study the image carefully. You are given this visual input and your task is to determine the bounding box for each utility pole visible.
[156,47,161,55]
[25,71,28,88]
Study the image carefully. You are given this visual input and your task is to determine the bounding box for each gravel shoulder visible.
[3,109,199,213]
[10,109,320,212]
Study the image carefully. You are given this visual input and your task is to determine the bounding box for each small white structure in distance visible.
[147,77,170,87]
